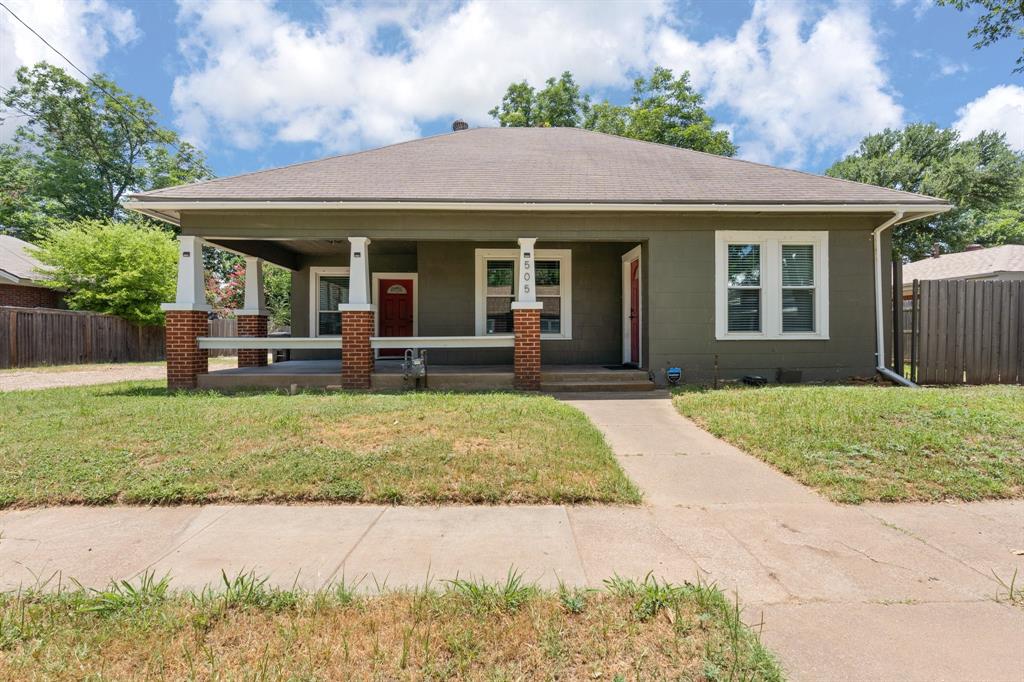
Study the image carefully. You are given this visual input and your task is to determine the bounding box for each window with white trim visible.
[474,249,572,339]
[715,231,828,340]
[309,268,350,337]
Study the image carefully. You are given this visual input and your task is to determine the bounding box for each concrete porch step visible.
[540,380,655,393]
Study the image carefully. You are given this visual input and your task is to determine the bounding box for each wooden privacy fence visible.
[0,308,246,368]
[0,306,164,369]
[906,280,1023,385]
[207,318,237,357]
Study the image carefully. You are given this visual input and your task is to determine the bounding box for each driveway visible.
[0,359,234,392]
[0,392,1020,680]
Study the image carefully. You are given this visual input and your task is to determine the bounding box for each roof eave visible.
[124,199,952,228]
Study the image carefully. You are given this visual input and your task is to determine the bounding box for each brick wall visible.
[0,283,62,309]
[340,310,374,389]
[165,310,209,390]
[236,314,268,368]
[513,307,541,390]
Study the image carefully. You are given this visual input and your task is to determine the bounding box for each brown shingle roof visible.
[0,235,46,283]
[903,245,1024,281]
[132,127,947,206]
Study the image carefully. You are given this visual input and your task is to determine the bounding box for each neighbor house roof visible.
[129,127,948,211]
[903,244,1024,283]
[0,235,47,285]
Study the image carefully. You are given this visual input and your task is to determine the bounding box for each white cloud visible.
[954,85,1024,151]
[652,0,903,167]
[170,0,911,168]
[171,0,667,152]
[938,60,968,77]
[0,0,139,88]
[0,0,139,138]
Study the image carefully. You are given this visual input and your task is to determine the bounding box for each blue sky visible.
[1,0,1022,178]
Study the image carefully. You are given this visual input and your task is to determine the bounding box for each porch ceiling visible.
[205,238,420,267]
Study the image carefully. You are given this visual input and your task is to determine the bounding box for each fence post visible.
[8,309,17,368]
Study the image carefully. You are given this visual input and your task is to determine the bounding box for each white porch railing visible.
[196,335,516,350]
[197,337,338,350]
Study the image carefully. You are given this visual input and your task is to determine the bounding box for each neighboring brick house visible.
[0,235,62,308]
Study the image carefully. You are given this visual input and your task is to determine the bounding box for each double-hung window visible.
[310,267,350,337]
[475,249,572,339]
[715,231,828,340]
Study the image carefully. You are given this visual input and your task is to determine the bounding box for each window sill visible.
[716,333,829,341]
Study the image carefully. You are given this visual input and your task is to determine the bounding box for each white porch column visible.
[161,235,211,311]
[161,235,210,390]
[511,237,543,390]
[342,237,374,310]
[237,256,267,316]
[513,237,542,306]
[339,237,375,389]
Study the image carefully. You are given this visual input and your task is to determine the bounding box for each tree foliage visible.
[32,219,178,325]
[207,261,292,329]
[264,264,292,330]
[0,62,211,237]
[826,123,1024,259]
[938,0,1024,72]
[490,67,736,156]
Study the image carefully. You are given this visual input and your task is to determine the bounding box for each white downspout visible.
[872,211,917,387]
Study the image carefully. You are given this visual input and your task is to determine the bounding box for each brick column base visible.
[341,310,374,389]
[513,307,542,391]
[236,314,268,368]
[165,310,209,390]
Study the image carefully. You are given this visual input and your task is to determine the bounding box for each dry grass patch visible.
[673,384,1024,504]
[0,572,781,680]
[0,382,640,506]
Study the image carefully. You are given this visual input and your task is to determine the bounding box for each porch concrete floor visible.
[0,393,1019,680]
[207,360,635,376]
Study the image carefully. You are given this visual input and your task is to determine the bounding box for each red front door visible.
[378,278,414,357]
[629,259,640,365]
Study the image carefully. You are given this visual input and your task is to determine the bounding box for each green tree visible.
[32,219,178,325]
[264,264,292,330]
[969,178,1024,244]
[826,123,1024,259]
[938,0,1024,72]
[490,67,736,155]
[586,67,736,156]
[0,144,49,241]
[489,72,590,127]
[0,62,211,231]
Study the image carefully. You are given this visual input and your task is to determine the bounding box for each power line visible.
[0,0,185,153]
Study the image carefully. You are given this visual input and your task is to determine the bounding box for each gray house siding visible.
[183,210,887,383]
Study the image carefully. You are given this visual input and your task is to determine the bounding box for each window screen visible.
[727,244,761,333]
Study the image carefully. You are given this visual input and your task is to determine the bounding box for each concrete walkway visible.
[0,393,1020,680]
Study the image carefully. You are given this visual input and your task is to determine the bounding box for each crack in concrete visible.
[320,506,387,590]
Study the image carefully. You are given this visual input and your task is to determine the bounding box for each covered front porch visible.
[162,232,648,391]
[195,359,653,392]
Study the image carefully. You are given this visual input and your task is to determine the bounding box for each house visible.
[902,244,1024,297]
[125,125,950,390]
[0,235,62,309]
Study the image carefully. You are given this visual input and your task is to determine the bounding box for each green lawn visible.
[673,384,1024,504]
[0,572,781,680]
[0,382,640,506]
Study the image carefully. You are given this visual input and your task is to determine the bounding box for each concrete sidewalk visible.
[0,392,1021,681]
